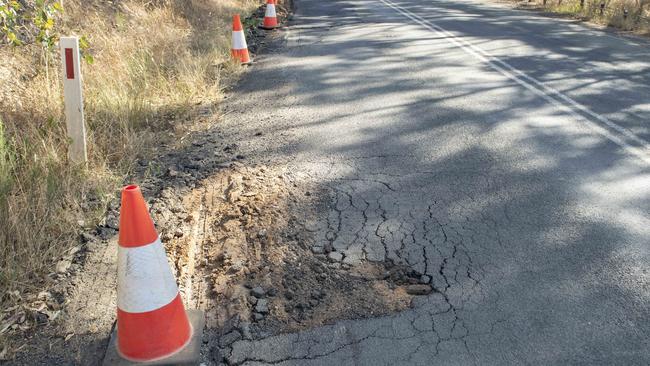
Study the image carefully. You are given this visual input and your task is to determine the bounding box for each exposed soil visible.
[174,164,416,332]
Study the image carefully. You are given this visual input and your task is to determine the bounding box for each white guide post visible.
[59,36,88,164]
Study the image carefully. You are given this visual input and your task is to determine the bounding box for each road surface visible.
[217,0,650,364]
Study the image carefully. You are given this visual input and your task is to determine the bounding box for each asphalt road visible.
[220,0,650,364]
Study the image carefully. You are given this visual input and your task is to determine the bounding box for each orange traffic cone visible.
[260,0,278,30]
[231,14,251,64]
[115,185,192,362]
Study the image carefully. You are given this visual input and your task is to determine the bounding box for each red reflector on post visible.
[65,48,75,80]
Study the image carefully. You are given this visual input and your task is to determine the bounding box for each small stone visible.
[251,286,266,298]
[311,246,325,254]
[285,291,294,300]
[248,296,258,305]
[419,275,432,284]
[105,216,119,230]
[405,284,433,296]
[56,260,71,273]
[255,299,269,314]
[253,312,264,321]
[266,288,277,297]
[80,232,96,243]
[174,229,184,238]
[219,330,242,347]
[328,251,343,262]
[309,299,319,307]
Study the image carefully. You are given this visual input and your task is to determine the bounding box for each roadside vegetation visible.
[0,0,259,356]
[513,0,650,33]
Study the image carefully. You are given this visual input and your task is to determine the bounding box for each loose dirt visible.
[168,164,416,337]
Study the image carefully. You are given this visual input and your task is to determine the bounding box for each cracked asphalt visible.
[216,0,650,364]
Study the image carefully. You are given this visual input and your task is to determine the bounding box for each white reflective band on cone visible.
[266,4,276,17]
[232,30,248,50]
[117,238,179,313]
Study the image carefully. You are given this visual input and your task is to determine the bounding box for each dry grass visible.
[0,0,260,351]
[521,0,650,33]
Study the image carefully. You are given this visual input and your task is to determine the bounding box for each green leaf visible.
[83,53,94,65]
[79,35,89,49]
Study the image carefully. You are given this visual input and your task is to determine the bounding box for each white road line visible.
[378,0,650,165]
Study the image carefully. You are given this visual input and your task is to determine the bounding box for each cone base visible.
[103,309,205,366]
[259,24,279,30]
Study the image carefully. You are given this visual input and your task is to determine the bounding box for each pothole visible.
[163,163,435,348]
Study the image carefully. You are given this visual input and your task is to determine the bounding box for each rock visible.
[247,296,258,306]
[405,284,433,296]
[311,246,325,254]
[255,299,269,314]
[328,251,343,262]
[285,291,294,300]
[174,229,184,238]
[96,227,116,240]
[419,275,432,284]
[56,260,72,273]
[309,299,319,307]
[105,215,119,230]
[239,322,252,340]
[80,232,97,243]
[250,286,265,298]
[219,330,242,347]
[228,261,245,274]
[253,313,264,321]
[266,288,277,297]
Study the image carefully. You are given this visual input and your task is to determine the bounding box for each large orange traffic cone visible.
[115,185,192,362]
[231,14,251,64]
[260,0,278,30]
